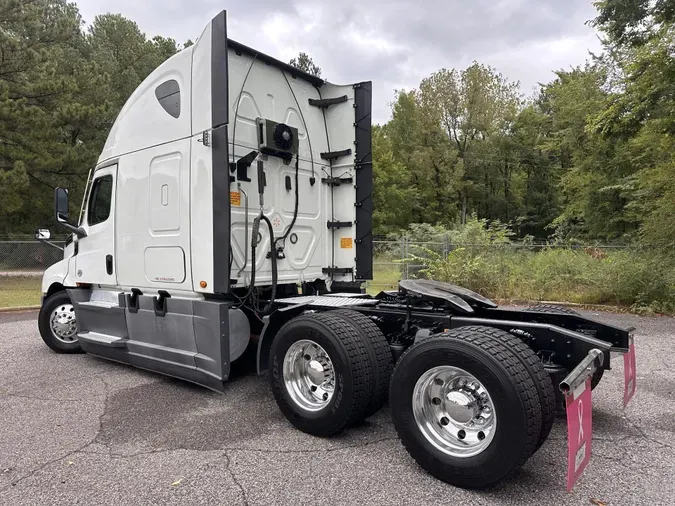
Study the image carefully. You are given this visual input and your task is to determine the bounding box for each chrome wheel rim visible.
[283,339,335,412]
[50,304,77,343]
[412,365,496,458]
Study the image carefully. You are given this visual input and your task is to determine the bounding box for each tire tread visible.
[452,326,555,451]
[328,309,393,418]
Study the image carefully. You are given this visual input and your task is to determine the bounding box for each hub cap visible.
[283,339,335,412]
[50,304,77,343]
[412,365,496,458]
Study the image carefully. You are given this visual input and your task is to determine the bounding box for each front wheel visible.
[38,291,82,354]
[389,330,542,489]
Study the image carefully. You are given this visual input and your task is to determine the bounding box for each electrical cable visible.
[276,70,314,250]
[231,53,259,164]
[275,153,299,248]
[248,214,277,315]
[228,52,258,310]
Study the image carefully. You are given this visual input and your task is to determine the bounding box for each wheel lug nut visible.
[322,393,329,401]
[310,386,317,392]
[434,378,444,386]
[457,430,466,440]
[440,417,450,426]
[478,431,485,441]
[431,397,442,406]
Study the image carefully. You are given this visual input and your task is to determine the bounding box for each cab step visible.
[77,331,127,348]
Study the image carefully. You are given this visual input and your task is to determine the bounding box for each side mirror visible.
[52,187,87,238]
[54,187,69,221]
[35,228,51,240]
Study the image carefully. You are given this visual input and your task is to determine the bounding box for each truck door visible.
[76,165,117,286]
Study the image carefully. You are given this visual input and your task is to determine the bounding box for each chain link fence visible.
[0,236,638,308]
[365,238,635,293]
[0,236,66,308]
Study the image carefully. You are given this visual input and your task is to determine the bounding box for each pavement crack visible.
[81,448,180,459]
[0,392,86,403]
[91,376,112,449]
[224,450,249,506]
[76,436,398,460]
[624,415,674,450]
[0,441,91,493]
[0,374,114,492]
[223,436,398,455]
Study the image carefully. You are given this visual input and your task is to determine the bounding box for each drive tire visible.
[328,309,394,419]
[389,329,542,489]
[269,312,373,437]
[451,326,556,452]
[38,291,82,354]
[526,304,604,389]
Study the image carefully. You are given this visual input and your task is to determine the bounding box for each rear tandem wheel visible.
[388,328,543,489]
[268,312,374,437]
[326,309,394,419]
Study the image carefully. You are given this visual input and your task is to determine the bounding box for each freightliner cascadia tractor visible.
[35,10,637,490]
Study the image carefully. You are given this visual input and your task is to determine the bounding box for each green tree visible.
[593,26,675,244]
[592,0,675,47]
[289,52,322,77]
[417,63,521,224]
[0,4,179,234]
[0,0,86,234]
[384,90,462,227]
[372,124,417,233]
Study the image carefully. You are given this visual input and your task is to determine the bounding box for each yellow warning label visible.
[230,191,241,206]
[341,237,353,249]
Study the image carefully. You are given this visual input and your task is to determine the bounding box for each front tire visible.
[389,329,542,489]
[38,291,82,354]
[269,312,374,437]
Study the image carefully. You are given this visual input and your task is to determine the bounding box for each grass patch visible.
[402,245,675,314]
[0,276,42,308]
[366,261,403,294]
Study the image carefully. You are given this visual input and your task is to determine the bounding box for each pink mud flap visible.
[566,376,592,492]
[623,334,637,407]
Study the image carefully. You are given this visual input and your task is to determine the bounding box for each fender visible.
[40,258,76,301]
[256,304,308,375]
[399,279,498,313]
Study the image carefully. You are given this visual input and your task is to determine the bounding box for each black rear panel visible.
[354,82,373,280]
[211,10,230,294]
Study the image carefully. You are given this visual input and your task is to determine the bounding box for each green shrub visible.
[392,219,675,312]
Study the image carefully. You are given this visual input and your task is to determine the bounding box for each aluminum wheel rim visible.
[412,365,497,458]
[283,339,335,412]
[50,304,77,343]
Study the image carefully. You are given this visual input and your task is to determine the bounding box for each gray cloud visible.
[77,0,602,123]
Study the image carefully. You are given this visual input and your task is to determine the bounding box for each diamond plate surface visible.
[275,295,377,307]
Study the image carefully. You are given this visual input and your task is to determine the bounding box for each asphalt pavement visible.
[1,309,674,505]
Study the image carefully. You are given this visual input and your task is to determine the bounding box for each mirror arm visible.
[56,215,87,238]
[43,240,65,252]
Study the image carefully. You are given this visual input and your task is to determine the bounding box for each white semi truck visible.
[35,10,636,489]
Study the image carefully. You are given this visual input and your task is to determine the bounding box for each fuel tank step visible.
[77,332,127,348]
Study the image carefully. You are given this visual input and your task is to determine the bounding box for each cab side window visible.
[87,175,113,226]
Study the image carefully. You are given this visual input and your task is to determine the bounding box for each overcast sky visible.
[77,0,603,124]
